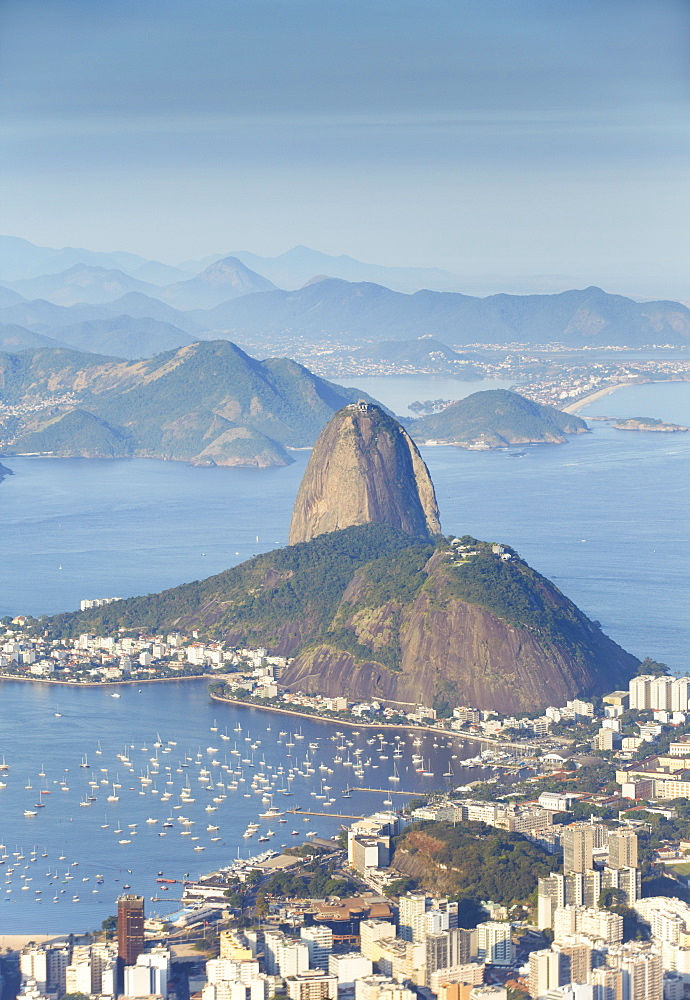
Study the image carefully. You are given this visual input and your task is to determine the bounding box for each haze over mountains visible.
[1,235,689,359]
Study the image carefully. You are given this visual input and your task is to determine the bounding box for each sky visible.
[1,0,689,298]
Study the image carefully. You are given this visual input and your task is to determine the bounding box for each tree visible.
[638,657,669,676]
[384,877,418,898]
[599,888,627,908]
[101,915,117,935]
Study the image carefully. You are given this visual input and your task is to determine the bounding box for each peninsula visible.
[43,405,637,714]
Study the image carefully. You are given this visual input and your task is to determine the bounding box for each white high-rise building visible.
[301,926,334,971]
[276,938,310,978]
[360,920,397,961]
[399,894,429,942]
[329,952,373,991]
[650,677,673,712]
[671,678,690,713]
[475,922,513,966]
[530,949,562,1000]
[629,676,653,711]
[285,970,338,1000]
[20,946,48,992]
[355,976,415,1000]
[65,961,92,996]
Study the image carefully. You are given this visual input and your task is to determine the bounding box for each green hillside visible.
[0,340,379,466]
[44,524,422,641]
[43,524,637,712]
[408,389,587,447]
[392,821,557,904]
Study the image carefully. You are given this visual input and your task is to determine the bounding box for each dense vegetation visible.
[408,389,587,446]
[394,820,557,905]
[446,538,601,663]
[43,526,632,700]
[12,408,132,458]
[44,524,424,642]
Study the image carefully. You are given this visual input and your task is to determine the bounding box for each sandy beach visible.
[562,382,636,414]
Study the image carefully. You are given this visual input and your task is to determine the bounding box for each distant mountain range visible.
[4,256,277,311]
[1,236,689,355]
[0,236,466,293]
[187,245,467,293]
[0,341,376,467]
[185,278,690,348]
[0,235,188,284]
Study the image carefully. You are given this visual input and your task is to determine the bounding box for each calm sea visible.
[1,376,689,931]
[0,679,480,933]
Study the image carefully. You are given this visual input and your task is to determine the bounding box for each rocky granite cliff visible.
[289,402,441,543]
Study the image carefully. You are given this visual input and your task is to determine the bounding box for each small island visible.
[614,416,689,433]
[0,461,13,481]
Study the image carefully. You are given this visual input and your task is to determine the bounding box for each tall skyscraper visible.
[118,894,145,965]
[563,826,594,875]
[608,830,638,870]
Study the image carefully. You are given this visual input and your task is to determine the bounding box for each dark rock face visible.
[289,403,441,544]
[278,547,638,714]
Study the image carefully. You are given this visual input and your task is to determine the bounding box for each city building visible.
[118,894,145,966]
[475,922,513,966]
[563,826,594,875]
[355,976,416,1000]
[301,926,334,972]
[328,952,373,992]
[360,920,397,961]
[285,970,339,1000]
[608,830,638,870]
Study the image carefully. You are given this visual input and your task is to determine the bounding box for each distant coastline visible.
[0,672,216,689]
[563,377,690,414]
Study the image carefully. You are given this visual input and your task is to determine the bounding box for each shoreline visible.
[563,382,639,413]
[0,672,217,689]
[208,690,531,750]
[563,377,689,414]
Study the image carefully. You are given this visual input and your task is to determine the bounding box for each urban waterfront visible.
[0,678,492,933]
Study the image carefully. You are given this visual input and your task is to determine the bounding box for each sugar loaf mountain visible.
[49,403,638,713]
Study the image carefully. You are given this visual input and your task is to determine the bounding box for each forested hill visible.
[391,821,557,905]
[407,389,588,447]
[0,340,378,466]
[44,524,637,713]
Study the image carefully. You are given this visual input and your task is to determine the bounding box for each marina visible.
[0,678,500,933]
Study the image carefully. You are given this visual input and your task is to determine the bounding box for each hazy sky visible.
[1,0,689,297]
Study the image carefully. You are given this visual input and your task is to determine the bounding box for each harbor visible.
[0,677,508,933]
